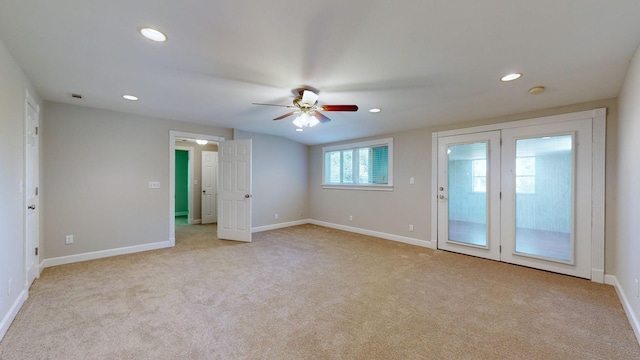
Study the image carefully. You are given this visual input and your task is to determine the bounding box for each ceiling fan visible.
[252,87,358,128]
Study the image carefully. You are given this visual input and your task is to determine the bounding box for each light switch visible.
[410,177,415,184]
[148,181,161,189]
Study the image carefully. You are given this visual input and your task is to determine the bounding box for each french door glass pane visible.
[448,142,488,247]
[514,135,572,262]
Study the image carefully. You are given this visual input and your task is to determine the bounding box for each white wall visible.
[309,129,431,243]
[233,130,309,229]
[309,98,618,262]
[42,102,233,261]
[0,40,42,340]
[614,42,640,340]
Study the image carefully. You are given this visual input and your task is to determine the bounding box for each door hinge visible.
[500,138,502,146]
[35,187,39,196]
[499,192,502,199]
[35,247,38,256]
[499,245,502,253]
[35,127,38,135]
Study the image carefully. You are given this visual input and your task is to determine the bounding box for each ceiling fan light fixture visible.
[292,112,319,128]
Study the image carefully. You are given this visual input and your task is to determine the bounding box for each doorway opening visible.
[169,131,225,246]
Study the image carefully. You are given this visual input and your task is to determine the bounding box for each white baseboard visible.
[605,275,640,345]
[0,289,27,342]
[175,211,188,216]
[308,219,436,249]
[192,219,201,225]
[252,220,309,233]
[40,240,174,269]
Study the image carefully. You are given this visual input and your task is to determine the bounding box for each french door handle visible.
[439,195,448,200]
[245,194,252,198]
[28,205,36,210]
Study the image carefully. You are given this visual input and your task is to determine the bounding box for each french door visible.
[436,118,594,279]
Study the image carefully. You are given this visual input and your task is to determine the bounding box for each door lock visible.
[245,194,252,198]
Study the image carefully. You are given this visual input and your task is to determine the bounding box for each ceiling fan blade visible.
[321,105,359,112]
[313,111,331,124]
[252,102,295,108]
[300,90,319,106]
[273,111,296,121]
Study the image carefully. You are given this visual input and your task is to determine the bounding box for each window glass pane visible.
[358,148,370,183]
[371,146,388,184]
[447,142,487,247]
[515,135,572,262]
[342,150,353,183]
[327,151,341,183]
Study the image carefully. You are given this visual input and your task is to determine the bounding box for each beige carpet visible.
[0,222,639,359]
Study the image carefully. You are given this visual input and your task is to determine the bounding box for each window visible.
[472,159,486,193]
[515,157,535,194]
[323,138,393,190]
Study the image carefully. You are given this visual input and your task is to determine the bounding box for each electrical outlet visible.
[65,235,74,245]
[409,224,414,232]
[349,215,353,221]
[275,213,279,219]
[148,181,161,189]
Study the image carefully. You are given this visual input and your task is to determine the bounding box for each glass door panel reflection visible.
[448,142,488,247]
[514,135,573,262]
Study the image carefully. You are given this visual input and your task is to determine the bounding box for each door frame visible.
[431,108,606,282]
[169,131,225,246]
[24,90,40,284]
[175,146,194,224]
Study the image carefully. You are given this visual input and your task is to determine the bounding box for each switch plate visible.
[349,215,353,221]
[65,235,73,245]
[148,181,161,189]
[410,177,415,184]
[275,213,279,219]
[409,224,414,232]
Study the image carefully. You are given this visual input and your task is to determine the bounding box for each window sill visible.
[322,184,394,191]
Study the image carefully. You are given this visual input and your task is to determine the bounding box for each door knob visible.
[245,194,252,198]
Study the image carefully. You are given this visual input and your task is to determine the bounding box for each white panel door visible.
[437,131,501,261]
[25,93,40,287]
[217,140,252,242]
[500,119,592,278]
[201,150,217,224]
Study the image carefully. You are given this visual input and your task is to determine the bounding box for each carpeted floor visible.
[0,221,639,359]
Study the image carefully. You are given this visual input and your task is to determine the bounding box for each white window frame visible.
[322,137,393,191]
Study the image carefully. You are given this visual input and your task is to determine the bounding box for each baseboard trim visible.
[605,275,640,345]
[175,211,188,216]
[0,289,27,342]
[252,220,309,233]
[308,220,436,249]
[192,219,202,225]
[40,240,174,269]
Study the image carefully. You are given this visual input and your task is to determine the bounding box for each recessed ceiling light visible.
[122,94,138,101]
[369,108,381,113]
[501,73,522,82]
[195,139,208,145]
[139,27,167,42]
[296,128,303,132]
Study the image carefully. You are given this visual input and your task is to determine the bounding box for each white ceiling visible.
[1,1,639,145]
